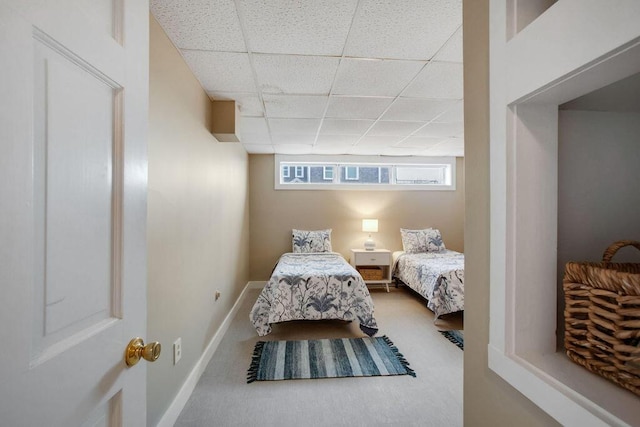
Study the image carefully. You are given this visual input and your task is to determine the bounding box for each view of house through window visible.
[275,155,455,190]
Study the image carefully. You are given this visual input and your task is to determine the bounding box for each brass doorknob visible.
[125,337,161,367]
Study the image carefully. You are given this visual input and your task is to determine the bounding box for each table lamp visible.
[362,219,378,251]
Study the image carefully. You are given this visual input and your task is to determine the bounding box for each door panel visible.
[0,1,148,425]
[32,36,119,361]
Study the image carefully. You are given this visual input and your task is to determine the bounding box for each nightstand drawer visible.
[354,251,390,266]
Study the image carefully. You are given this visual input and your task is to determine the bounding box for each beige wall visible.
[248,155,464,280]
[463,1,558,425]
[147,16,250,426]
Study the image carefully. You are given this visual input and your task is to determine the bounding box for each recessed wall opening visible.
[490,1,640,425]
[557,71,640,353]
[508,70,640,427]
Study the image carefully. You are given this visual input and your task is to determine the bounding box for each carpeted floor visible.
[174,286,463,427]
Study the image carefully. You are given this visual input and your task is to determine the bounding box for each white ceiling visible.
[150,0,464,157]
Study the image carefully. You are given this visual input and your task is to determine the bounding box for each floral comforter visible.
[393,250,464,318]
[250,252,378,337]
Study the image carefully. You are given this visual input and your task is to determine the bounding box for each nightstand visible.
[350,249,392,292]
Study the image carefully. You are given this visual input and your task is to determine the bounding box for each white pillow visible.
[292,229,332,253]
[424,228,446,252]
[400,228,429,253]
[400,228,446,253]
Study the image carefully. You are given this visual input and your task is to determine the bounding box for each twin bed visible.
[392,228,465,318]
[393,250,465,318]
[250,229,378,337]
[250,227,464,337]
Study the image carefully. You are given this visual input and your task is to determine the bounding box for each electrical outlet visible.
[173,338,182,365]
[215,290,221,301]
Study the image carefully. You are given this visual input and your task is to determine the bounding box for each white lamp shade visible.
[362,219,378,233]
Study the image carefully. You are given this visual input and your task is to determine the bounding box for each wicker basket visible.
[358,266,384,281]
[563,240,640,396]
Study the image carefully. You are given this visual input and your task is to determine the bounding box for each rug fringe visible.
[247,341,265,383]
[439,330,464,350]
[380,335,416,377]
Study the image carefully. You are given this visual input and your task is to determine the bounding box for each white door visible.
[0,1,149,425]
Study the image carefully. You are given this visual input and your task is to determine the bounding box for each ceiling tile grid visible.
[263,94,328,119]
[209,91,264,117]
[151,0,246,51]
[319,119,375,135]
[381,98,459,122]
[325,96,394,119]
[252,54,339,95]
[403,61,464,99]
[332,58,427,97]
[150,0,464,157]
[236,0,359,56]
[268,118,321,135]
[181,51,256,93]
[344,0,462,60]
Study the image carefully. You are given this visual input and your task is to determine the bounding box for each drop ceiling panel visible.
[315,134,360,145]
[382,98,458,122]
[332,58,426,97]
[325,96,394,119]
[181,51,256,92]
[397,137,444,148]
[382,146,429,156]
[152,1,464,157]
[237,0,358,56]
[349,145,385,155]
[150,0,246,51]
[209,91,264,117]
[243,144,275,154]
[312,144,352,155]
[434,101,464,122]
[236,117,269,135]
[273,144,315,154]
[425,145,464,157]
[268,118,321,134]
[270,134,316,145]
[367,121,425,137]
[403,61,463,99]
[236,133,271,144]
[356,135,404,146]
[425,138,464,156]
[414,122,464,138]
[434,26,463,63]
[320,119,374,135]
[345,0,462,60]
[263,94,328,118]
[253,54,339,95]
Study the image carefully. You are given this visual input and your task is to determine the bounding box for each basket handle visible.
[602,240,640,263]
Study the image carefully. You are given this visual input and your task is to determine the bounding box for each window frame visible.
[344,166,359,181]
[322,166,334,181]
[275,155,456,191]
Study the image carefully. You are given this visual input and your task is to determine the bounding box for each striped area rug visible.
[247,336,415,383]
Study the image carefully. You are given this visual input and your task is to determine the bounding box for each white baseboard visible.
[156,281,264,427]
[247,280,265,289]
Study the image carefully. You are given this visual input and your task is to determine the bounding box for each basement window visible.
[323,167,333,180]
[275,155,456,190]
[343,166,359,181]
